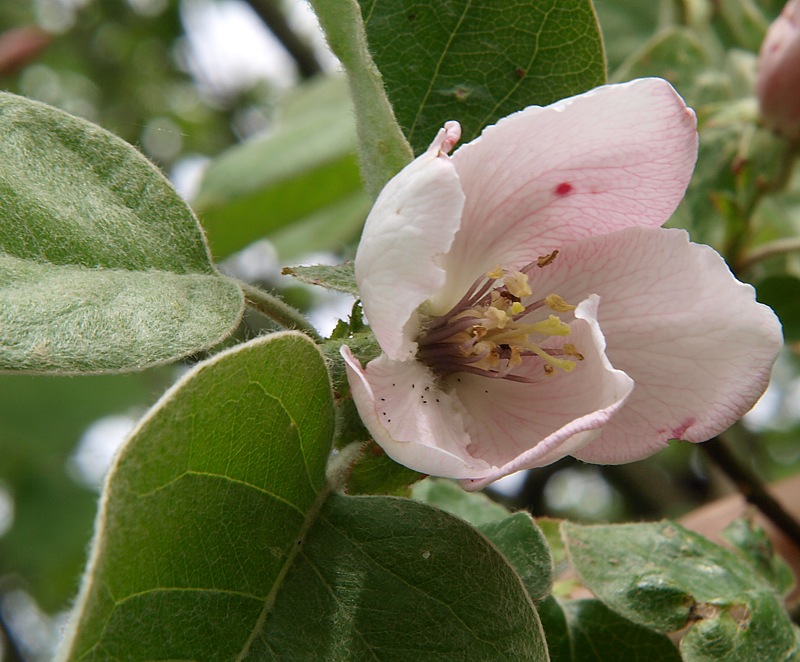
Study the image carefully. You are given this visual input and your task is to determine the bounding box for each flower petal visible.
[455,295,634,491]
[525,226,783,464]
[341,345,494,479]
[433,78,698,311]
[355,124,466,360]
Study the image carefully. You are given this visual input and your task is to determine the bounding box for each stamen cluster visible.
[416,256,583,383]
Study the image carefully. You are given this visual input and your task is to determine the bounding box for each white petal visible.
[433,79,698,311]
[525,226,783,464]
[341,346,494,479]
[455,296,634,491]
[355,125,466,360]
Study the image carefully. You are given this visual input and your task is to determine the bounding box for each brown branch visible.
[701,436,800,549]
[244,0,323,79]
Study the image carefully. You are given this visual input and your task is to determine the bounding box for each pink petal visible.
[434,79,698,310]
[355,125,466,360]
[456,296,634,491]
[341,345,494,479]
[525,226,783,464]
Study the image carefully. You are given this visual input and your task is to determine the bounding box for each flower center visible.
[416,252,583,383]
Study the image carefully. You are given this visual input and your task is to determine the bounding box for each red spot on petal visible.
[554,182,573,196]
[670,418,696,440]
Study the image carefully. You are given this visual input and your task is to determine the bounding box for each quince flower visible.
[342,78,782,490]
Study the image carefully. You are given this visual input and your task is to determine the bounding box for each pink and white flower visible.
[342,78,783,491]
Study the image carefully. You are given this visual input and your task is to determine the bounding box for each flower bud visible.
[756,0,800,141]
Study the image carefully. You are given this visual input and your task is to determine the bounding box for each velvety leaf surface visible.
[61,333,546,659]
[282,261,358,296]
[721,516,795,596]
[412,477,510,526]
[60,332,335,659]
[256,495,547,660]
[194,76,365,259]
[562,520,800,660]
[479,512,552,603]
[0,92,243,373]
[561,599,681,661]
[359,0,606,154]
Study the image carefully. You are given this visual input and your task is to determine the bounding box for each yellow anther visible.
[504,270,532,298]
[545,294,576,313]
[529,315,571,337]
[510,301,526,315]
[508,346,523,368]
[562,343,584,361]
[486,265,504,279]
[543,365,555,376]
[537,250,559,268]
[484,306,510,329]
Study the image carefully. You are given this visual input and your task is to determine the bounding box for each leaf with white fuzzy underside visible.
[0,92,243,373]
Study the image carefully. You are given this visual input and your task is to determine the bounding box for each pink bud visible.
[757,0,800,141]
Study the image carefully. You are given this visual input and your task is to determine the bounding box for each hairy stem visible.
[309,0,413,198]
[738,236,800,272]
[239,281,322,342]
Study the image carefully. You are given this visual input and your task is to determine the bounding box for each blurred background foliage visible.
[0,0,799,657]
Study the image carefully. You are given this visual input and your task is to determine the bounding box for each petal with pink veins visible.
[355,124,466,360]
[434,79,698,311]
[523,226,783,464]
[455,295,635,491]
[341,345,494,479]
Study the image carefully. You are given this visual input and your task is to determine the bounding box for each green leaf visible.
[346,442,423,496]
[722,516,795,596]
[0,91,243,373]
[537,595,573,662]
[61,332,546,659]
[282,261,359,296]
[60,331,335,658]
[479,512,552,603]
[412,477,510,526]
[194,76,365,259]
[560,599,681,661]
[257,495,548,659]
[359,0,606,154]
[562,520,800,659]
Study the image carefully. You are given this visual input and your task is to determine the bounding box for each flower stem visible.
[737,236,800,272]
[309,0,414,198]
[701,436,800,549]
[238,280,322,342]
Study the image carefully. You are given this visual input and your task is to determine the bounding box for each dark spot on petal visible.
[555,182,573,196]
[412,383,415,388]
[380,397,386,402]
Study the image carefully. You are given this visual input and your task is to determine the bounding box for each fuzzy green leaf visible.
[0,92,243,373]
[562,520,800,660]
[282,261,358,296]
